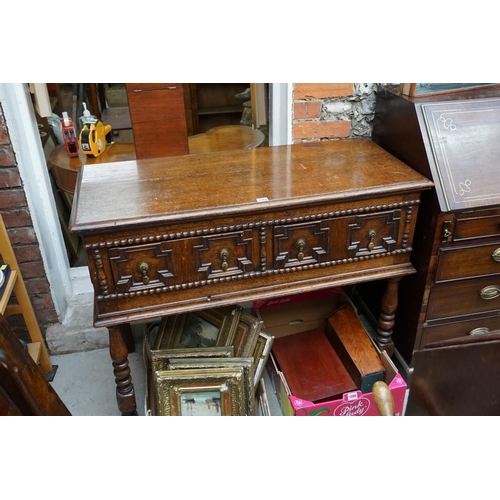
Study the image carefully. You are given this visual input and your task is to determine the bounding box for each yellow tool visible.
[79,120,112,158]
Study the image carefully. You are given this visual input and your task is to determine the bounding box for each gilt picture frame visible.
[154,367,247,416]
[232,311,263,358]
[252,331,274,391]
[157,306,242,350]
[167,357,254,415]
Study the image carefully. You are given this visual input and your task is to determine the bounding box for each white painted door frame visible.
[0,83,293,329]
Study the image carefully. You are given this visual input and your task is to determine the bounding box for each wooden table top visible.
[69,138,434,234]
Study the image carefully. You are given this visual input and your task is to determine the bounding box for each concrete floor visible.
[49,341,148,416]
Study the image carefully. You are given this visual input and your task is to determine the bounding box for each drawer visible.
[126,83,182,92]
[454,212,500,242]
[132,120,189,159]
[107,230,260,294]
[426,276,500,321]
[435,241,500,282]
[420,313,500,348]
[128,87,186,124]
[272,209,402,269]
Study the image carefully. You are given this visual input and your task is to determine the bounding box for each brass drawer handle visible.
[295,238,307,262]
[219,248,230,272]
[138,261,150,285]
[492,248,500,262]
[367,229,378,251]
[469,327,490,336]
[479,285,500,300]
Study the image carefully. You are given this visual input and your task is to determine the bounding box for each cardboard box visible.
[266,347,406,416]
[253,287,344,339]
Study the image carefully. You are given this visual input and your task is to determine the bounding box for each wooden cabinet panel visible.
[131,120,189,159]
[435,241,500,282]
[127,87,186,124]
[125,83,189,159]
[126,83,182,92]
[420,313,500,348]
[454,211,500,241]
[426,276,500,321]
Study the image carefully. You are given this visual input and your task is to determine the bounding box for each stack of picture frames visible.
[143,305,274,416]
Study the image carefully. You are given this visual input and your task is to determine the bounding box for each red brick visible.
[14,244,42,264]
[294,84,354,100]
[16,260,46,279]
[0,209,33,228]
[293,120,351,140]
[293,101,321,120]
[0,146,16,166]
[7,226,37,245]
[25,277,50,295]
[0,188,27,209]
[0,168,22,188]
[0,124,10,145]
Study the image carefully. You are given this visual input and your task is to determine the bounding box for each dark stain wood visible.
[358,85,500,374]
[69,138,433,414]
[0,314,71,416]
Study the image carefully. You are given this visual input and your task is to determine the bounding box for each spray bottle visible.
[79,102,97,129]
[61,111,79,157]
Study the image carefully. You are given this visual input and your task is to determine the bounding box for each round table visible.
[48,142,136,195]
[48,126,265,195]
[187,125,265,154]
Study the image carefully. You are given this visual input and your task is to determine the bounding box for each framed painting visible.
[154,367,246,416]
[156,306,242,350]
[143,322,235,415]
[167,357,254,415]
[399,83,498,97]
[252,331,274,391]
[232,311,263,358]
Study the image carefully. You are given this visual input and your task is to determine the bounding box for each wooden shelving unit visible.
[0,215,53,375]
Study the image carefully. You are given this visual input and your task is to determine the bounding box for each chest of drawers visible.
[69,138,432,415]
[360,86,500,372]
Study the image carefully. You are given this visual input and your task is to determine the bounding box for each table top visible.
[188,125,265,154]
[70,138,434,235]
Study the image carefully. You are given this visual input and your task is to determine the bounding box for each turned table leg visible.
[109,325,137,416]
[375,276,402,356]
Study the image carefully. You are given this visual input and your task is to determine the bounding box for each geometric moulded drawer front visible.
[108,230,259,294]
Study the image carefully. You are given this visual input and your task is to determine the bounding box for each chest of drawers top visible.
[69,138,433,235]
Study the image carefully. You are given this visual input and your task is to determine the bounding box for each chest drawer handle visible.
[492,248,500,262]
[367,229,378,251]
[469,327,490,336]
[218,248,230,272]
[479,285,500,300]
[138,261,150,285]
[295,238,307,262]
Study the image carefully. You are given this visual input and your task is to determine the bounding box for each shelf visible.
[0,269,17,314]
[198,105,244,116]
[27,341,41,364]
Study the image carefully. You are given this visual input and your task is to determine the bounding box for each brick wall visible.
[292,83,378,142]
[0,102,58,342]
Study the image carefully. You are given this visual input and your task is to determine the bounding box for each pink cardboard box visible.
[266,341,407,416]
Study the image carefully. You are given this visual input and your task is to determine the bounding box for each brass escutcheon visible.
[479,284,500,300]
[367,229,378,251]
[219,248,230,272]
[492,248,500,263]
[138,261,150,285]
[295,238,307,262]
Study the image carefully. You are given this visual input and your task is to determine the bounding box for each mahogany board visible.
[326,302,385,393]
[271,328,357,402]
